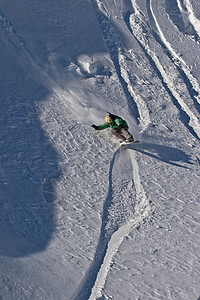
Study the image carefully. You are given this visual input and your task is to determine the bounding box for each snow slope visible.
[0,0,200,299]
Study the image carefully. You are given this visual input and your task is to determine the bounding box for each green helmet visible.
[105,115,113,124]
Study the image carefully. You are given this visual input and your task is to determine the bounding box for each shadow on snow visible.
[0,0,107,257]
[128,142,193,168]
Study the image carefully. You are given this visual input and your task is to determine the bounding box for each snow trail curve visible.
[72,147,149,300]
[89,148,150,300]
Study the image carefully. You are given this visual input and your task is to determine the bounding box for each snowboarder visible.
[91,113,134,144]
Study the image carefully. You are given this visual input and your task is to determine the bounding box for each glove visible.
[91,124,99,130]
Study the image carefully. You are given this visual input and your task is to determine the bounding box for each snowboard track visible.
[72,147,150,300]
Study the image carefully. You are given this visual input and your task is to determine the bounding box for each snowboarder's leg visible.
[111,128,126,141]
[120,127,134,141]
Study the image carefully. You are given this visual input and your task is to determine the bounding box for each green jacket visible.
[97,117,128,130]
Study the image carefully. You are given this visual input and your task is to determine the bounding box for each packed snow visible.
[0,0,200,299]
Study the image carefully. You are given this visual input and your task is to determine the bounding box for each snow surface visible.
[0,0,200,299]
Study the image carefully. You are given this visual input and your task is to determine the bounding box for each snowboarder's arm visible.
[97,122,110,130]
[91,123,109,130]
[91,124,99,130]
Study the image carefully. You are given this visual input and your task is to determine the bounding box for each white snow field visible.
[0,0,200,299]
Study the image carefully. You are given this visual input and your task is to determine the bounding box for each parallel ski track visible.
[165,0,200,42]
[147,0,200,117]
[125,0,200,140]
[182,0,200,38]
[148,0,200,112]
